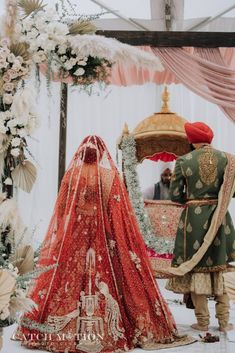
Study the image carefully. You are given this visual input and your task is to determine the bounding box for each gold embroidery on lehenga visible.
[97,281,125,341]
[46,249,105,353]
[129,251,141,271]
[155,300,162,316]
[76,249,104,353]
[198,148,218,185]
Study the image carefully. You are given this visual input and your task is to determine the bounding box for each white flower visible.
[27,27,39,39]
[10,127,17,135]
[58,44,67,55]
[0,110,12,121]
[7,53,16,63]
[32,50,46,64]
[35,17,47,30]
[42,39,57,51]
[47,22,69,36]
[0,121,8,134]
[0,59,9,69]
[29,41,41,52]
[11,137,21,147]
[10,148,20,157]
[22,18,34,31]
[77,60,87,66]
[7,118,18,128]
[69,58,77,66]
[18,128,27,137]
[4,177,13,185]
[60,55,67,63]
[64,61,74,70]
[74,68,85,76]
[3,93,14,105]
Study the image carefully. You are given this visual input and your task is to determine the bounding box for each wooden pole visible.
[58,83,68,191]
[96,30,235,47]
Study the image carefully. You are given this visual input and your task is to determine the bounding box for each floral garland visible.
[0,37,38,191]
[121,134,174,254]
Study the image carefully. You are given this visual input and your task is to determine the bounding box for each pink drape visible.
[110,46,235,122]
[153,47,235,122]
[193,47,235,123]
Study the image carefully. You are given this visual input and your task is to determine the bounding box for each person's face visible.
[161,170,172,184]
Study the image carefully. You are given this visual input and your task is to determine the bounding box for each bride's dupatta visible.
[17,136,194,352]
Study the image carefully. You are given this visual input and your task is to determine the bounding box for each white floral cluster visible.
[17,9,67,63]
[0,89,39,158]
[16,8,111,84]
[0,38,38,159]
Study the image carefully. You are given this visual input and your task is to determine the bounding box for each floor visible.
[1,280,235,353]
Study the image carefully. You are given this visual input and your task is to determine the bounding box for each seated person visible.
[143,168,172,200]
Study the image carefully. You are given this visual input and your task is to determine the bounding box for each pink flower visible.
[7,69,18,79]
[0,38,10,47]
[3,82,15,92]
[3,72,13,82]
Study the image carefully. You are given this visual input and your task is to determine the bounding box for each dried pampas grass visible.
[69,21,96,35]
[69,34,164,72]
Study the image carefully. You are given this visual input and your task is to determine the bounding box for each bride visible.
[16,135,188,352]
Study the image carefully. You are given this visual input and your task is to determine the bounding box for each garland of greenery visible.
[121,134,174,254]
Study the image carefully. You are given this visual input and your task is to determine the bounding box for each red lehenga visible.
[17,136,187,352]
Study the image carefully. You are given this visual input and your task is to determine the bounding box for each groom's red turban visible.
[184,122,214,144]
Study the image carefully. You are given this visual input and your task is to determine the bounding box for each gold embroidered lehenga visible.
[16,136,190,352]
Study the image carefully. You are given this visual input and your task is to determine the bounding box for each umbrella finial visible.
[161,86,170,113]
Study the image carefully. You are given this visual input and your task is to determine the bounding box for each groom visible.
[167,121,235,332]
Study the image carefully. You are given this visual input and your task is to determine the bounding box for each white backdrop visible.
[16,76,235,247]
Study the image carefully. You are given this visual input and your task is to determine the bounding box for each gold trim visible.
[186,199,218,206]
[184,207,188,261]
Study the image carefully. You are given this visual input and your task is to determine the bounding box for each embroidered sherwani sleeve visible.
[170,158,186,204]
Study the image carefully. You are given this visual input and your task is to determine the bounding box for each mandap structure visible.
[119,87,190,277]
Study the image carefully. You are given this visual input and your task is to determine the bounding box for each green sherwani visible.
[170,145,235,272]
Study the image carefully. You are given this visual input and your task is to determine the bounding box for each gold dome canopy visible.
[122,87,190,163]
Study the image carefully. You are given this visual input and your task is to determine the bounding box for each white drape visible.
[17,78,235,246]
